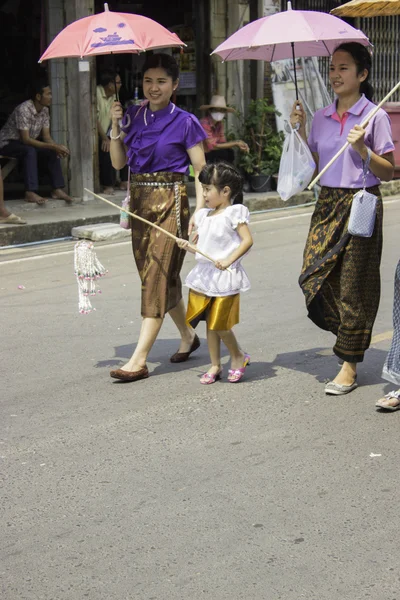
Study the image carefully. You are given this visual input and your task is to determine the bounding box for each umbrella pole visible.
[112,54,119,102]
[307,79,400,189]
[291,42,299,100]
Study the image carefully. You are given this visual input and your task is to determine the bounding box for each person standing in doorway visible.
[96,70,128,194]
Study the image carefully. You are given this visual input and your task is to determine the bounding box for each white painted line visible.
[0,240,131,265]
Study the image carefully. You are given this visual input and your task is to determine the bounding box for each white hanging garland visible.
[74,241,107,314]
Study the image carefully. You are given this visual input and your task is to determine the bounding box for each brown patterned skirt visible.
[130,171,190,319]
[299,186,383,363]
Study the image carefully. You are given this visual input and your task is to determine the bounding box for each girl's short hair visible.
[141,53,179,82]
[199,161,244,204]
[333,42,374,101]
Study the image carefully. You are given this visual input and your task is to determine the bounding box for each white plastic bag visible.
[277,128,316,201]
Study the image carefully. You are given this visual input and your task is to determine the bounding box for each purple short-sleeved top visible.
[308,94,395,188]
[120,101,207,174]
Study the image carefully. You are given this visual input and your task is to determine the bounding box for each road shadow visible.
[270,346,390,386]
[96,337,275,380]
[96,339,390,387]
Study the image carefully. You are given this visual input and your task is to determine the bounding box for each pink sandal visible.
[228,354,250,383]
[200,369,222,385]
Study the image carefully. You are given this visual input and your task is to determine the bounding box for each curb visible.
[1,179,400,247]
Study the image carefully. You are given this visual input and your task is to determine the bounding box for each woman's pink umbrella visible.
[39,2,185,61]
[211,0,371,99]
[39,2,185,99]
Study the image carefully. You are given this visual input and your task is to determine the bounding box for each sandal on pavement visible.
[227,353,250,383]
[0,213,27,225]
[200,369,222,385]
[325,377,358,395]
[375,390,400,411]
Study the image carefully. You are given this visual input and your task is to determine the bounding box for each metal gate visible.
[287,1,400,102]
[360,16,400,101]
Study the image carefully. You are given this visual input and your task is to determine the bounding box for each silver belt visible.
[132,180,183,187]
[131,180,184,237]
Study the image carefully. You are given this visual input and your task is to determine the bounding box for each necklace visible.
[144,103,176,126]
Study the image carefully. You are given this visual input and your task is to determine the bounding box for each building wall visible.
[46,0,68,184]
[210,0,251,134]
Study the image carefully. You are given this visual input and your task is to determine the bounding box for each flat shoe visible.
[170,334,200,363]
[376,390,400,411]
[325,379,358,395]
[110,365,149,382]
[0,213,27,225]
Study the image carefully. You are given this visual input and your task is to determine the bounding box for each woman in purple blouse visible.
[109,53,207,383]
[290,42,395,396]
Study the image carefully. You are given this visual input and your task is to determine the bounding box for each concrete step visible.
[71,222,131,242]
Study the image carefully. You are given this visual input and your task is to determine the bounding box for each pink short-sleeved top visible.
[308,94,395,188]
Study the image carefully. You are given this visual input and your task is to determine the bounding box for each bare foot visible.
[119,360,146,373]
[376,390,400,410]
[177,329,196,353]
[51,188,73,203]
[119,181,128,191]
[103,187,115,195]
[333,362,357,386]
[231,351,245,370]
[25,191,47,205]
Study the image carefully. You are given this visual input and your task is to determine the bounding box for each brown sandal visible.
[110,365,149,382]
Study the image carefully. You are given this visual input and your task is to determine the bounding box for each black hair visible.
[31,80,49,100]
[98,69,118,88]
[141,53,179,82]
[199,161,244,205]
[334,42,374,101]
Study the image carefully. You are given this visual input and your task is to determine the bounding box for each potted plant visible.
[237,98,284,193]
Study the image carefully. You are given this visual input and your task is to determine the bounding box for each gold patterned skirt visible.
[186,290,240,331]
[130,171,189,319]
[299,186,383,363]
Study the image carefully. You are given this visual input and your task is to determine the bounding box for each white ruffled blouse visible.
[184,204,251,297]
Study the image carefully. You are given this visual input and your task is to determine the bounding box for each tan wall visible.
[210,0,250,132]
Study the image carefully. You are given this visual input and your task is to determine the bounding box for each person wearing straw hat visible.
[290,42,395,396]
[199,95,249,164]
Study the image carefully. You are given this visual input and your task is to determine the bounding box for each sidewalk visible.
[2,179,400,247]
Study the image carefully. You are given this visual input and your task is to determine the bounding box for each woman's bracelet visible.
[110,131,121,140]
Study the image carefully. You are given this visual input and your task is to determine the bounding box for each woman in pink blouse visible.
[291,42,395,396]
[109,53,207,383]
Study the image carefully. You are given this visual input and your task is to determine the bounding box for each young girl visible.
[177,161,253,384]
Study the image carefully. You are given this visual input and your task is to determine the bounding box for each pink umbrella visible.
[39,2,185,62]
[212,1,371,98]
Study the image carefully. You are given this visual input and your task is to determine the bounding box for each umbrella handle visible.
[307,79,400,189]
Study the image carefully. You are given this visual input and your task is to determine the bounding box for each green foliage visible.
[237,98,284,176]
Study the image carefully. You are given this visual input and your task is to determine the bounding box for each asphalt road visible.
[1,199,399,600]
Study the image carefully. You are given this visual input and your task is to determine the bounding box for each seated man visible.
[0,81,72,205]
[199,95,249,163]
